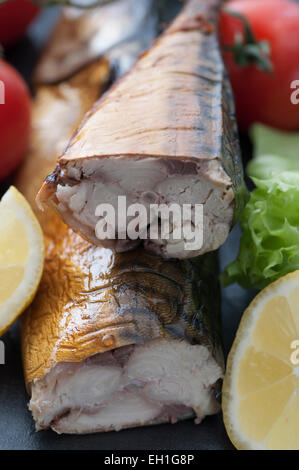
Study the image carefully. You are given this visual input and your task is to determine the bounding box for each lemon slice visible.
[223,270,299,450]
[0,186,44,336]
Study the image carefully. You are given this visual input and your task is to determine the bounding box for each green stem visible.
[223,8,273,73]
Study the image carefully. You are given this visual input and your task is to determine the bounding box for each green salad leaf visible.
[221,124,299,290]
[247,124,299,179]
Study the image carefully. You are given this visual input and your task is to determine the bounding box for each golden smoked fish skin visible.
[37,0,248,259]
[60,0,237,165]
[22,233,223,385]
[17,1,224,433]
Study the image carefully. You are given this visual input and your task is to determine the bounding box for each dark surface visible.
[0,6,256,450]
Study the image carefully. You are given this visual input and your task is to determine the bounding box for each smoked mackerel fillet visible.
[17,0,224,434]
[37,0,248,260]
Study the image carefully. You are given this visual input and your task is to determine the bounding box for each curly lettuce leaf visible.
[221,125,299,290]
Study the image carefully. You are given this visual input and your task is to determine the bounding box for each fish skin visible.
[221,73,249,222]
[22,233,224,385]
[44,0,228,163]
[17,1,224,391]
[34,0,158,85]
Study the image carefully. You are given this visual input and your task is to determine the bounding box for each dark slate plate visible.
[0,4,256,450]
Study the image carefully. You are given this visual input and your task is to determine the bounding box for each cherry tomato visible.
[0,59,31,181]
[0,0,40,47]
[219,0,299,132]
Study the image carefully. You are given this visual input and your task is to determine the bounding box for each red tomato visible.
[219,0,299,132]
[0,59,31,181]
[0,0,40,46]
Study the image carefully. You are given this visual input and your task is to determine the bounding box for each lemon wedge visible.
[0,186,44,336]
[223,270,299,450]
